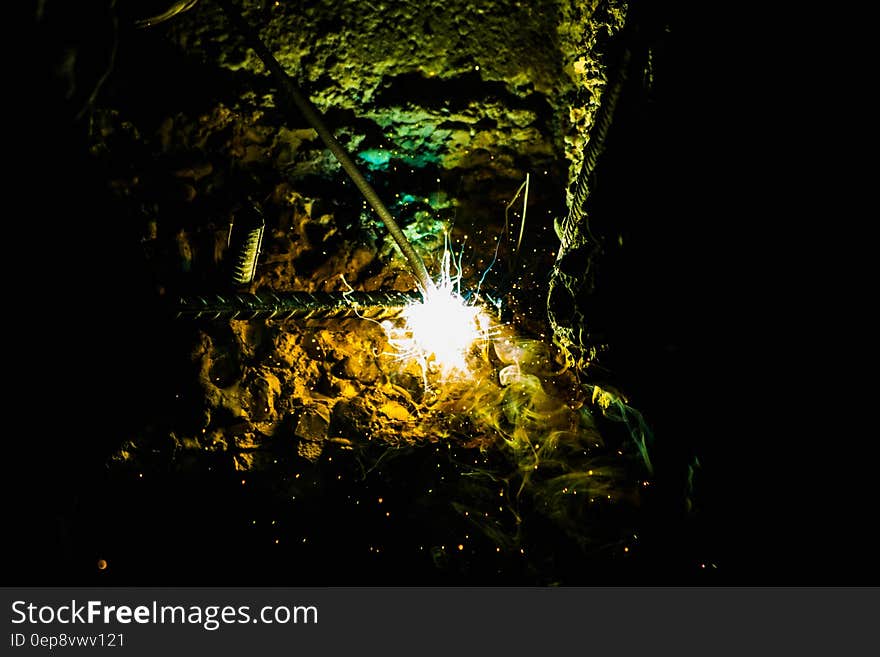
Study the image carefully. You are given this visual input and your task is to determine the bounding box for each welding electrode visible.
[216,0,434,295]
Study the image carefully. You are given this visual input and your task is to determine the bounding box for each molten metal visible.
[385,249,492,381]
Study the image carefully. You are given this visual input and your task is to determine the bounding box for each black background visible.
[8,1,868,585]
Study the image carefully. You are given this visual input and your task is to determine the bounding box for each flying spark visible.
[384,241,493,383]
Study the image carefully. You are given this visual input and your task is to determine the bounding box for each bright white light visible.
[401,287,483,374]
[385,244,492,381]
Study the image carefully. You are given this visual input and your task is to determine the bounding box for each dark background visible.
[8,1,865,585]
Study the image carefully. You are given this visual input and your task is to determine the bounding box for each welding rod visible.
[216,0,434,294]
[174,290,421,321]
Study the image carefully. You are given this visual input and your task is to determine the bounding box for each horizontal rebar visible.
[174,291,421,321]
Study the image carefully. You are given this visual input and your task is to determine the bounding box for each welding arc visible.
[216,0,434,295]
[174,290,422,321]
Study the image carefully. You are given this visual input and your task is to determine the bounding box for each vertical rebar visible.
[227,201,265,286]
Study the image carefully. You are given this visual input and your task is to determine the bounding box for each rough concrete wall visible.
[80,0,645,583]
[175,0,623,168]
[84,0,634,464]
[167,0,626,203]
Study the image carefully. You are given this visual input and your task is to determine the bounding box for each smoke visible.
[377,306,647,554]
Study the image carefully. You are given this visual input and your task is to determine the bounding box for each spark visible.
[384,237,493,382]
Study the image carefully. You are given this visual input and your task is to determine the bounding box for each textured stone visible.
[168,0,625,197]
[245,372,282,422]
[329,399,372,441]
[378,401,411,422]
[295,410,329,443]
[296,439,323,463]
[95,0,634,504]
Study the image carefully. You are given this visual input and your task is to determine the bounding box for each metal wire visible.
[216,0,434,295]
[174,290,421,321]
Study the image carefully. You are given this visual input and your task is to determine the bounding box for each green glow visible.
[357,148,392,169]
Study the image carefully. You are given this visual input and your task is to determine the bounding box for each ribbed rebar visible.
[558,47,632,250]
[174,290,421,321]
[216,0,434,295]
[548,13,638,372]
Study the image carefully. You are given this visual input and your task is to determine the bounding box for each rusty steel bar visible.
[174,290,421,321]
[216,0,434,294]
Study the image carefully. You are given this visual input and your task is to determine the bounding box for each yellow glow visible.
[385,245,492,381]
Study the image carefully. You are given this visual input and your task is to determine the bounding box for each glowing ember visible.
[384,246,492,381]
